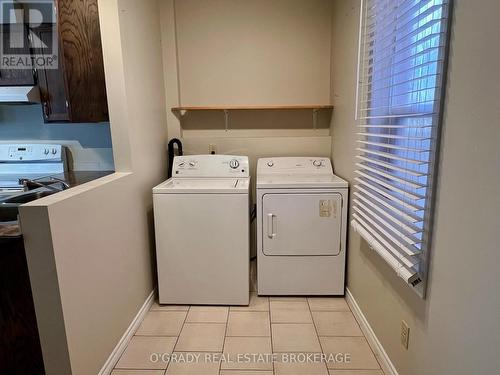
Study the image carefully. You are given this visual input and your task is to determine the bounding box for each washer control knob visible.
[267,161,274,167]
[313,159,323,167]
[229,159,240,169]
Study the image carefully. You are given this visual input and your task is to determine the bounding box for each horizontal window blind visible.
[353,0,451,295]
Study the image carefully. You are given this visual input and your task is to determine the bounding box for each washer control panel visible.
[172,155,249,178]
[258,157,333,175]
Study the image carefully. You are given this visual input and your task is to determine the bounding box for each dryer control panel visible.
[257,157,333,175]
[172,155,249,178]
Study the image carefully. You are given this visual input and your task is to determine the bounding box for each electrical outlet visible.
[401,320,410,349]
[209,144,217,154]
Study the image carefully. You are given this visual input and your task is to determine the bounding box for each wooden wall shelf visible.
[171,105,333,131]
[172,105,333,112]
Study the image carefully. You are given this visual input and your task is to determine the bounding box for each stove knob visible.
[189,161,196,167]
[51,148,57,155]
[178,162,185,167]
[229,159,240,169]
[313,159,323,167]
[44,148,49,155]
[267,161,274,167]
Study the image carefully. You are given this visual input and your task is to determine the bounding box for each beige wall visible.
[20,0,168,374]
[330,1,500,374]
[160,0,334,173]
[183,135,332,182]
[174,0,332,106]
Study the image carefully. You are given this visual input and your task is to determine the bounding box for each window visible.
[353,0,451,297]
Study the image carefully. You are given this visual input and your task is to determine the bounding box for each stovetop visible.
[0,143,68,193]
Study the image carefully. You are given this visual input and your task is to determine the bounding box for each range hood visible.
[0,86,40,103]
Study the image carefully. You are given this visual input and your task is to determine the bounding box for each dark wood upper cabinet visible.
[33,0,109,123]
[0,24,35,86]
[32,24,71,122]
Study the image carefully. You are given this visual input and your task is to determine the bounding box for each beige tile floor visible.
[113,294,384,375]
[113,263,384,375]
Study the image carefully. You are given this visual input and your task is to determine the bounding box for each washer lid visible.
[153,178,250,194]
[257,174,348,189]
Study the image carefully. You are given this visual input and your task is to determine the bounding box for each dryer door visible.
[262,193,342,256]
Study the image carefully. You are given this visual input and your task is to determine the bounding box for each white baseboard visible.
[98,290,156,375]
[345,288,399,375]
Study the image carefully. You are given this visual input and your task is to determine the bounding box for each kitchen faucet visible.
[18,177,70,192]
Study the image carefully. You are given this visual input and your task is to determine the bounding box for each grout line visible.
[219,303,230,374]
[339,300,365,335]
[112,297,157,372]
[180,321,228,325]
[134,334,184,337]
[307,296,329,374]
[344,298,384,371]
[166,305,190,373]
[317,335,369,338]
[114,367,168,371]
[185,306,230,309]
[148,305,189,312]
[113,341,130,370]
[267,294,275,375]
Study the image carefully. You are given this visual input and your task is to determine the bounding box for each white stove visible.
[0,143,68,194]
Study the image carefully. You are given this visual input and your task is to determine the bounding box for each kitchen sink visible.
[0,190,58,223]
[0,185,62,224]
[2,190,56,204]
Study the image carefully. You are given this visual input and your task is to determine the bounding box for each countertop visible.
[0,223,21,239]
[49,170,114,186]
[0,171,114,238]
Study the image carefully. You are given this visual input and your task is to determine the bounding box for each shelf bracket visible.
[171,108,186,120]
[224,109,229,132]
[312,109,319,130]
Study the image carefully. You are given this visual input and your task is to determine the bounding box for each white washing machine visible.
[153,155,250,305]
[257,157,348,295]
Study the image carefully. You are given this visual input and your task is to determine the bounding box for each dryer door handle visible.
[267,213,276,239]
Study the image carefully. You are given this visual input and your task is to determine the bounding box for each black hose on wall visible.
[167,138,183,179]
